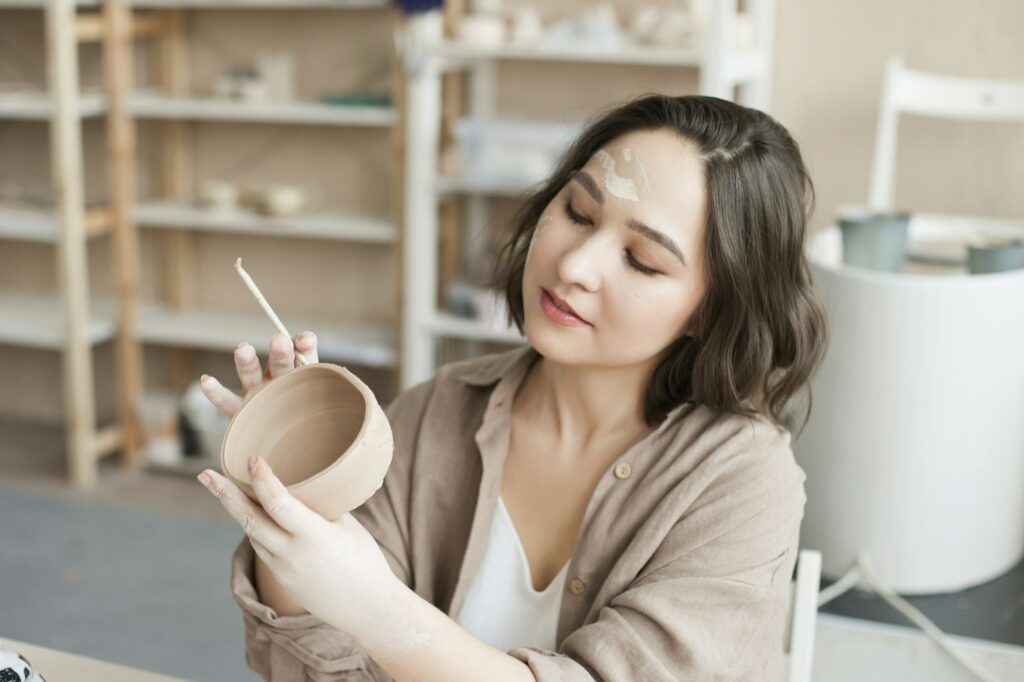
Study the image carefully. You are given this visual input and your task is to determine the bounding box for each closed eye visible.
[562,199,660,277]
[563,199,590,226]
[626,250,659,276]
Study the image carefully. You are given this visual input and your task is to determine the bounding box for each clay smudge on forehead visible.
[526,213,554,261]
[595,147,651,203]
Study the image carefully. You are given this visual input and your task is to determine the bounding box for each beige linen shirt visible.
[229,345,807,681]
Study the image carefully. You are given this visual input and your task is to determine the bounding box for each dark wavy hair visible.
[490,94,829,435]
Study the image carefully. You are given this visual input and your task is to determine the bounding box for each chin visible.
[523,309,593,365]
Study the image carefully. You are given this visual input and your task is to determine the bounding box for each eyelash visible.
[562,200,660,277]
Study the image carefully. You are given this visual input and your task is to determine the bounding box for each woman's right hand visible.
[199,331,319,418]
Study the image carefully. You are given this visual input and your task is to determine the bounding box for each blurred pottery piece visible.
[837,205,910,273]
[510,6,543,45]
[220,363,393,521]
[456,13,507,48]
[199,180,239,210]
[259,185,307,216]
[966,235,1024,274]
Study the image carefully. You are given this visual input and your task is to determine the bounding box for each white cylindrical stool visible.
[795,215,1024,594]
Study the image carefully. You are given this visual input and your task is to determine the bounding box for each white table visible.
[0,636,189,682]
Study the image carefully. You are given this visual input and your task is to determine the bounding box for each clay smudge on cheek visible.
[526,213,554,261]
[595,148,651,203]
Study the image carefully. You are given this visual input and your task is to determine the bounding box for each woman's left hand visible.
[198,456,398,636]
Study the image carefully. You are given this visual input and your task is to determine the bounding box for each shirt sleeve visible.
[507,421,807,681]
[227,377,437,681]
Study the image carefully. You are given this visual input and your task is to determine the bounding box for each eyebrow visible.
[570,170,687,266]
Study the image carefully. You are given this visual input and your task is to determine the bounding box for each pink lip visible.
[541,288,590,327]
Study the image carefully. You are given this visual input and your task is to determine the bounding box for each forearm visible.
[254,550,308,617]
[348,577,537,682]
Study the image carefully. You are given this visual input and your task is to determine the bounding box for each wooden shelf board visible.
[432,40,703,67]
[428,312,525,345]
[143,455,219,478]
[0,205,60,242]
[0,1,100,7]
[137,303,396,368]
[129,93,395,127]
[0,204,112,242]
[0,91,105,119]
[128,0,388,8]
[433,175,537,198]
[0,289,118,350]
[134,200,397,244]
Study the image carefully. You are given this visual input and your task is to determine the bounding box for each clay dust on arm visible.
[354,578,538,682]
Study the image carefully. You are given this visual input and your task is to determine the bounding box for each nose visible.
[556,228,613,292]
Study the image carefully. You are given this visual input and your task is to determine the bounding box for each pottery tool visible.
[234,257,311,365]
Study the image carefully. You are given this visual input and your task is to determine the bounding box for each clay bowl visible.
[220,363,393,521]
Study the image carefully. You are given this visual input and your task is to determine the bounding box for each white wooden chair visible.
[868,55,1024,211]
[784,549,822,682]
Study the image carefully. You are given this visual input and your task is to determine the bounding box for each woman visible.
[198,94,828,681]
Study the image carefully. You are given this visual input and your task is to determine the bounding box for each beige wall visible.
[773,0,1024,226]
[0,0,1021,424]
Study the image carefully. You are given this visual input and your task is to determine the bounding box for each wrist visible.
[350,574,430,665]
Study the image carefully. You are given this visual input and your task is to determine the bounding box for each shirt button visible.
[568,578,586,595]
[614,462,632,480]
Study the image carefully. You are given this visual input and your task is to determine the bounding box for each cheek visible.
[612,281,695,339]
[525,214,559,272]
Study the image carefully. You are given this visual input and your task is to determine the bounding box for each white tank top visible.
[454,496,569,652]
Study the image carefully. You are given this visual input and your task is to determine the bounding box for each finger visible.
[293,330,319,365]
[268,333,295,379]
[248,455,324,536]
[234,342,263,394]
[199,469,290,555]
[199,374,243,418]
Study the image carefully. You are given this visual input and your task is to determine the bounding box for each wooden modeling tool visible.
[234,257,311,365]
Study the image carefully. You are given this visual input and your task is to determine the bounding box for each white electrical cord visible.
[817,551,1003,682]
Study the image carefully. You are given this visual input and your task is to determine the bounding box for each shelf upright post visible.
[462,56,495,268]
[700,0,776,111]
[699,0,732,101]
[46,0,96,487]
[157,7,198,390]
[103,0,142,469]
[401,9,444,388]
[748,0,776,112]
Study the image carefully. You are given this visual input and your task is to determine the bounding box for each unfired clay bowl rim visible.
[219,363,375,491]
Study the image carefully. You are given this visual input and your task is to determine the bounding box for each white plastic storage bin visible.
[452,117,580,186]
[794,214,1024,594]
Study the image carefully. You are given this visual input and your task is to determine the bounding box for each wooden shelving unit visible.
[0,0,403,483]
[0,0,146,488]
[116,1,403,475]
[400,1,778,388]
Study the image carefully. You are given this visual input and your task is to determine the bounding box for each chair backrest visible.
[868,56,1024,211]
[784,549,821,682]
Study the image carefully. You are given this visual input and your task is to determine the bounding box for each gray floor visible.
[820,557,1024,647]
[0,485,257,682]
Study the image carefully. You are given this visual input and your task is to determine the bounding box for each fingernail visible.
[248,455,259,475]
[200,374,209,383]
[197,472,211,488]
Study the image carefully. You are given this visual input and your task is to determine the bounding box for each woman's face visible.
[522,128,709,370]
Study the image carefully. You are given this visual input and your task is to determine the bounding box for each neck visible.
[515,351,656,451]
